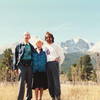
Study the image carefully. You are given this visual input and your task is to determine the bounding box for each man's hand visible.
[14,69,19,75]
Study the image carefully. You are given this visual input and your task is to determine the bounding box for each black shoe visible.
[52,97,55,100]
[56,96,61,100]
[26,98,31,100]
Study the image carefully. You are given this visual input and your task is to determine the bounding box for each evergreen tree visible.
[2,48,13,69]
[0,48,14,81]
[69,55,97,82]
[78,55,97,81]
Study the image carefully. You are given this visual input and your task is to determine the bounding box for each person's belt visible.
[20,59,32,67]
[47,61,58,63]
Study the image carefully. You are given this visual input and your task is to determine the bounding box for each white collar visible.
[23,41,30,45]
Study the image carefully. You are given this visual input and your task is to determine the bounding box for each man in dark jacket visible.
[13,32,35,100]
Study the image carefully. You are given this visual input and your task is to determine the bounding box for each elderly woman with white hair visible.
[32,39,48,100]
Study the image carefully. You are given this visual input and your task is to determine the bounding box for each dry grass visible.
[0,82,100,100]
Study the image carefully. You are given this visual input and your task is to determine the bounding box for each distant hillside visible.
[0,54,3,63]
[0,54,3,59]
[61,52,85,72]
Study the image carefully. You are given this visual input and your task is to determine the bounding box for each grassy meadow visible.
[0,82,100,100]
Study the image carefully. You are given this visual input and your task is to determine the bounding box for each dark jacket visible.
[13,42,35,70]
[32,49,47,73]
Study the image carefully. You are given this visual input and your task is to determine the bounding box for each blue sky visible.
[0,0,100,46]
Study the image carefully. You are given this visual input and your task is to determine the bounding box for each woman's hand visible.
[54,57,60,62]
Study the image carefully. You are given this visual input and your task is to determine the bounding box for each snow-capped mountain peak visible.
[72,37,89,44]
[61,37,94,54]
[89,42,100,53]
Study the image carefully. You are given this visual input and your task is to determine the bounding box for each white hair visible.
[24,32,30,35]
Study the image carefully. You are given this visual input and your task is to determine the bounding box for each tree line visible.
[0,48,97,83]
[67,55,97,84]
[0,48,18,82]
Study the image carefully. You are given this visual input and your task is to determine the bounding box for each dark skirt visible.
[32,72,48,90]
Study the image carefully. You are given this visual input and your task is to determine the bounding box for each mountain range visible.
[61,37,94,53]
[0,37,100,54]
